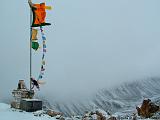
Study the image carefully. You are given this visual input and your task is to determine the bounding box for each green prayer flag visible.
[32,42,39,50]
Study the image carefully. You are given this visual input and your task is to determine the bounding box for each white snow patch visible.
[0,103,56,120]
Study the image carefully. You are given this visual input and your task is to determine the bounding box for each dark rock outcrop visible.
[136,99,159,118]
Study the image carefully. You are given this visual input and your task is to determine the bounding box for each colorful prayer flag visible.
[43,49,47,52]
[31,3,51,27]
[43,40,46,44]
[43,44,46,48]
[45,6,52,10]
[41,65,45,71]
[32,41,39,50]
[42,36,46,40]
[31,29,38,40]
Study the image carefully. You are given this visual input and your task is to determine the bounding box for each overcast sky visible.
[0,0,160,101]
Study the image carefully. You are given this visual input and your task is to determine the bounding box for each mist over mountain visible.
[42,77,160,116]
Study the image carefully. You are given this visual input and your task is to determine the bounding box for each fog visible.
[0,0,160,102]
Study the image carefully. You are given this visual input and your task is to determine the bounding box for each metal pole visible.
[30,9,32,91]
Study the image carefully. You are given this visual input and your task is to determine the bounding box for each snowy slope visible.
[0,102,158,120]
[0,103,56,120]
[47,78,160,116]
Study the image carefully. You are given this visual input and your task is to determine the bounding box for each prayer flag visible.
[42,60,45,65]
[31,29,38,40]
[45,6,52,10]
[43,44,46,48]
[42,36,46,40]
[31,3,51,27]
[42,53,45,59]
[32,42,39,50]
[43,49,47,52]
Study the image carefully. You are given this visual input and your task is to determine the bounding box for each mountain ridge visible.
[44,77,160,116]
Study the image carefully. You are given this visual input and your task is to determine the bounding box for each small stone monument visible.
[11,80,42,112]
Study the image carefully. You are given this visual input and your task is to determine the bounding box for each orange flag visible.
[31,3,51,27]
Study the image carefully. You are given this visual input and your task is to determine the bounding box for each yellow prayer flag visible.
[32,29,38,40]
[45,6,52,10]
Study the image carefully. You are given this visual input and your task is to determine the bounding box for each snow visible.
[0,102,158,120]
[0,103,56,120]
[22,99,42,101]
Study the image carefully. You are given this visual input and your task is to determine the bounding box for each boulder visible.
[136,99,159,118]
[107,116,117,120]
[96,111,106,120]
[82,110,107,120]
[47,109,63,117]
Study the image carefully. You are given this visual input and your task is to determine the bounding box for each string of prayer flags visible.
[37,26,47,81]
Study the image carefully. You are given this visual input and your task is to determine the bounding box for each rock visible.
[82,109,111,120]
[82,111,91,120]
[47,109,63,117]
[107,116,117,120]
[82,110,107,120]
[59,117,65,120]
[136,99,159,118]
[11,101,20,109]
[96,111,106,120]
[132,113,137,120]
[56,115,62,119]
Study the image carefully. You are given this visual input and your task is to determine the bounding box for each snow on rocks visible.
[47,109,63,117]
[1,101,160,120]
[81,108,118,120]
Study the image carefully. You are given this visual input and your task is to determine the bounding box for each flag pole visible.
[30,8,32,91]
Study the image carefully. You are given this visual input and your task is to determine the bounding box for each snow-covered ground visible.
[0,102,159,120]
[0,103,56,120]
